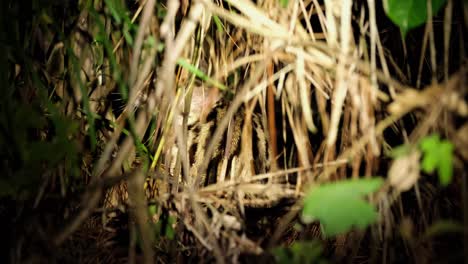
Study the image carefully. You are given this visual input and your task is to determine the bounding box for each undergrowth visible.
[0,0,467,263]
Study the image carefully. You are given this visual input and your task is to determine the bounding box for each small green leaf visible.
[148,204,158,216]
[123,22,134,46]
[420,134,440,173]
[419,134,454,186]
[420,134,440,151]
[165,216,175,240]
[437,142,454,186]
[421,152,438,173]
[272,240,325,264]
[302,178,383,237]
[383,0,447,37]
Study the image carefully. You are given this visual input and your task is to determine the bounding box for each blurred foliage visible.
[0,0,464,262]
[388,133,454,187]
[384,0,447,37]
[302,178,384,237]
[419,134,454,186]
[272,240,327,264]
[0,0,81,200]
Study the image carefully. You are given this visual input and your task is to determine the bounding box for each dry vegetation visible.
[1,0,467,263]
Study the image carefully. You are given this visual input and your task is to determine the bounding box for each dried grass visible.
[39,0,467,261]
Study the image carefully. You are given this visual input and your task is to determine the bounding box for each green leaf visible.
[437,142,454,186]
[419,134,454,186]
[176,58,228,92]
[302,178,383,237]
[420,134,440,173]
[123,22,134,46]
[383,0,447,37]
[212,15,224,33]
[165,216,175,240]
[148,204,158,216]
[272,240,325,264]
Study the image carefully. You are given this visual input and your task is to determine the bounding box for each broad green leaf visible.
[302,178,383,237]
[420,134,440,173]
[421,152,438,173]
[383,0,447,37]
[419,134,454,186]
[420,134,440,150]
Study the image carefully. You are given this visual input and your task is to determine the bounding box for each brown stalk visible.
[267,61,279,174]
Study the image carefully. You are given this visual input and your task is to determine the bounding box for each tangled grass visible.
[1,0,467,262]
